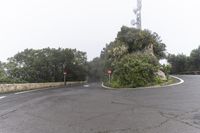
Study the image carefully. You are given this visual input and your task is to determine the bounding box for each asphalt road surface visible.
[1,75,200,133]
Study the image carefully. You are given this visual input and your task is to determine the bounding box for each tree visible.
[87,57,104,82]
[0,62,6,82]
[101,26,166,69]
[100,40,128,71]
[190,46,200,70]
[5,48,87,83]
[167,54,189,74]
[117,26,166,59]
[167,46,200,74]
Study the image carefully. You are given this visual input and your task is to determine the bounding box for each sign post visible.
[64,70,67,86]
[107,70,112,84]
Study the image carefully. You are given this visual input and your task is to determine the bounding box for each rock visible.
[156,70,167,81]
[143,43,154,56]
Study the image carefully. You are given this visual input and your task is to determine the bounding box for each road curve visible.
[1,75,200,133]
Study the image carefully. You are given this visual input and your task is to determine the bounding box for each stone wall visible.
[0,81,85,93]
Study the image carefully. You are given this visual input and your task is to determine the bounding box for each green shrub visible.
[161,64,171,79]
[0,76,27,84]
[112,53,158,88]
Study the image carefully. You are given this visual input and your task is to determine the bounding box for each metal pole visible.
[137,0,142,29]
[64,74,66,86]
[109,74,111,84]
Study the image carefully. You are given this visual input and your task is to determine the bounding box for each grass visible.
[103,76,180,89]
[155,76,179,87]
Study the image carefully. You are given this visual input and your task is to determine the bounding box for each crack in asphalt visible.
[112,95,184,112]
[0,109,17,120]
[68,108,131,127]
[84,107,132,122]
[95,128,134,133]
[111,99,200,131]
[111,101,134,106]
[84,112,117,122]
[67,96,200,132]
[135,109,200,132]
[140,119,170,132]
[159,108,200,130]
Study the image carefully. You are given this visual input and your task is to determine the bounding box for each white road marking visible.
[83,85,90,88]
[15,90,36,95]
[0,96,6,100]
[166,75,185,87]
[102,75,185,90]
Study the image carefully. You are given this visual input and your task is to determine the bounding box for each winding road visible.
[1,75,200,133]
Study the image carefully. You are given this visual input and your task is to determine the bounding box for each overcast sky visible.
[0,0,200,61]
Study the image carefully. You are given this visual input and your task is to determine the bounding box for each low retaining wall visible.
[0,81,85,93]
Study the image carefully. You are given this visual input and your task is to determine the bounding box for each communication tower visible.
[131,0,142,29]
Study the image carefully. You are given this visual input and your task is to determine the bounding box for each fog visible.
[0,0,199,61]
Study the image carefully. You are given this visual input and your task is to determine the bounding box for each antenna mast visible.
[131,0,142,29]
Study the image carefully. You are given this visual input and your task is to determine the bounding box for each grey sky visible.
[0,0,199,61]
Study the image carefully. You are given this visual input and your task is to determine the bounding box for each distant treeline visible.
[0,48,88,83]
[168,46,200,74]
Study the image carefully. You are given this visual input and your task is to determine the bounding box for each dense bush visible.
[101,26,167,88]
[160,64,171,79]
[111,54,158,88]
[0,77,26,84]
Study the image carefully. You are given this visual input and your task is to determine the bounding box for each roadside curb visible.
[164,75,184,87]
[101,82,113,89]
[101,75,185,90]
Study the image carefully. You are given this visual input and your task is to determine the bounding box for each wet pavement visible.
[1,75,200,133]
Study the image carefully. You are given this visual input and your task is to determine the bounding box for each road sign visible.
[63,69,67,86]
[107,70,112,84]
[107,70,112,74]
[64,68,67,75]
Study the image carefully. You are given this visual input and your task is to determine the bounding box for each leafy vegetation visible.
[160,64,172,78]
[111,53,158,88]
[87,57,104,82]
[0,48,87,83]
[0,26,172,87]
[167,46,200,74]
[167,54,189,74]
[100,26,167,88]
